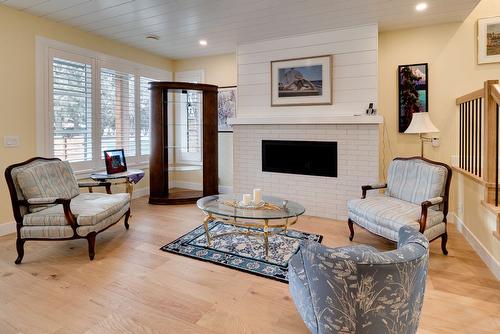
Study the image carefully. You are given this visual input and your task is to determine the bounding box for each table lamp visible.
[404,112,439,157]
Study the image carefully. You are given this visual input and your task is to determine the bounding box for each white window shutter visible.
[100,68,136,158]
[52,57,93,163]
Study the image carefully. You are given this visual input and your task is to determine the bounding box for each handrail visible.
[456,88,484,105]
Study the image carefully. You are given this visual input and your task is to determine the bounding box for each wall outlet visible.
[431,137,440,147]
[4,136,20,148]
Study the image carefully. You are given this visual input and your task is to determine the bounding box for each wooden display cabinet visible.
[149,82,218,204]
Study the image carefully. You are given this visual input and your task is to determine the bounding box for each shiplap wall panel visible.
[237,25,377,55]
[237,24,378,117]
[238,38,377,65]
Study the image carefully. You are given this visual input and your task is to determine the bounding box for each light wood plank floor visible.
[0,197,499,333]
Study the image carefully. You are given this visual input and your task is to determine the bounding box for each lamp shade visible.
[404,112,439,134]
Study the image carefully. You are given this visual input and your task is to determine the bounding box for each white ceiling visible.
[1,0,481,59]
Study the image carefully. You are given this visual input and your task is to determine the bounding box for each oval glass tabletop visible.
[197,194,305,220]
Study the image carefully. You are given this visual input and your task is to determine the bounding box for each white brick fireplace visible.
[231,24,381,220]
[230,117,382,220]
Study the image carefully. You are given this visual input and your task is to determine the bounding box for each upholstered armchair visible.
[289,226,429,334]
[5,157,131,264]
[347,157,451,254]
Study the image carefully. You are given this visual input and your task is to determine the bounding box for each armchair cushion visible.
[16,160,79,212]
[348,195,444,241]
[386,159,448,206]
[23,193,130,227]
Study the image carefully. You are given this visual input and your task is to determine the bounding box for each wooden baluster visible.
[479,98,482,177]
[475,98,479,176]
[459,104,463,169]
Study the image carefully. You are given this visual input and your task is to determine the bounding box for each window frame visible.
[173,70,205,165]
[36,37,171,177]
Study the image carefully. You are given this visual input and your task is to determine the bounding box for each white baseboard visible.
[132,186,150,199]
[449,212,500,280]
[0,221,16,237]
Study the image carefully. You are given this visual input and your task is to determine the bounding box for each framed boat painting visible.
[478,16,500,64]
[271,55,332,106]
[217,86,237,132]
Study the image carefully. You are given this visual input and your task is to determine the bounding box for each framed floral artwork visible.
[398,63,428,133]
[218,86,237,132]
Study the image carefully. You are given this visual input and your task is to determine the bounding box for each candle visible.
[242,194,252,206]
[253,188,262,204]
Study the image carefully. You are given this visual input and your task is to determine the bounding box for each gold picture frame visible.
[478,16,500,64]
[270,55,333,107]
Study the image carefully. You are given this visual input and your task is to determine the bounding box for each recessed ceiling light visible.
[199,39,208,46]
[146,34,160,41]
[416,2,428,12]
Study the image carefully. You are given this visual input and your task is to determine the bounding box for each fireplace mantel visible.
[228,115,383,126]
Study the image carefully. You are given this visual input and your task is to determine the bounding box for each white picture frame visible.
[478,16,500,64]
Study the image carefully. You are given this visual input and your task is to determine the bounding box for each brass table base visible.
[201,213,299,259]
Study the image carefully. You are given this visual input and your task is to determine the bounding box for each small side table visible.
[90,169,145,197]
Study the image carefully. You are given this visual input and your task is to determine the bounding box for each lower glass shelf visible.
[168,164,202,172]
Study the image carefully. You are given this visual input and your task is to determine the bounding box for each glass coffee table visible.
[196,194,305,258]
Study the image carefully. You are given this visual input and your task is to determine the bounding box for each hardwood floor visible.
[0,197,499,333]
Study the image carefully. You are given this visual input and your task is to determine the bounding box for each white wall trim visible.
[229,115,384,125]
[0,222,16,237]
[449,212,500,280]
[132,187,150,200]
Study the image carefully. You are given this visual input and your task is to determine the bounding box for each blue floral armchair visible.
[288,226,429,334]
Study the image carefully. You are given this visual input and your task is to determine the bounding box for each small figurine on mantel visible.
[366,102,377,115]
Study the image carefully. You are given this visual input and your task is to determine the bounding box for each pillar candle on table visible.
[242,194,252,205]
[253,188,262,204]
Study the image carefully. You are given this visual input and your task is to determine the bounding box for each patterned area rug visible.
[161,220,323,283]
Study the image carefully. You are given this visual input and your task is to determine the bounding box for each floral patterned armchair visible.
[288,226,429,334]
[5,157,131,264]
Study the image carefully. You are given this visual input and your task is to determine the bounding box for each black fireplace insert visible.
[262,140,337,177]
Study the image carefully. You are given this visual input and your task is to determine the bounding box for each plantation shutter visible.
[139,76,155,156]
[100,68,136,157]
[51,57,93,163]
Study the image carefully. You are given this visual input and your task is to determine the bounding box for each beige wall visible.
[2,0,500,267]
[379,0,500,265]
[0,5,172,225]
[173,53,237,188]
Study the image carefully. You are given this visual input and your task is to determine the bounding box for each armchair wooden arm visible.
[418,196,445,232]
[19,198,77,227]
[361,183,387,199]
[78,181,112,194]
